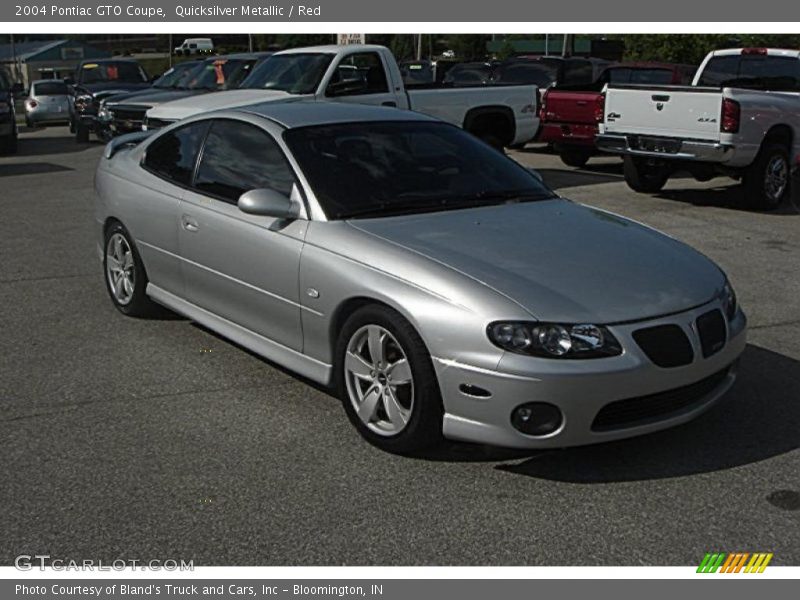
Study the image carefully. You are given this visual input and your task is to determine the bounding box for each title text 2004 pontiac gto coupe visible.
[95,102,746,453]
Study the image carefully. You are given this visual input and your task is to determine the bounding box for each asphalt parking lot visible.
[1,125,799,566]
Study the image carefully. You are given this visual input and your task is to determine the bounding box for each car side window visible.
[738,56,800,91]
[327,52,389,96]
[697,55,740,87]
[142,121,210,187]
[193,119,296,204]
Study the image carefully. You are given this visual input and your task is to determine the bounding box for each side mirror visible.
[237,188,300,219]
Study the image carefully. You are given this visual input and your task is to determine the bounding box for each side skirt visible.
[147,284,332,386]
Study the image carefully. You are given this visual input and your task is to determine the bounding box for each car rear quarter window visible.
[143,121,210,187]
[738,56,800,90]
[193,119,295,204]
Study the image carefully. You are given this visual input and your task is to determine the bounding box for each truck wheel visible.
[623,156,669,194]
[75,122,90,143]
[743,143,790,211]
[0,124,18,155]
[560,147,592,168]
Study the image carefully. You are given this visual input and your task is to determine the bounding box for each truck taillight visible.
[594,94,605,123]
[721,98,740,133]
[741,47,768,55]
[538,89,547,121]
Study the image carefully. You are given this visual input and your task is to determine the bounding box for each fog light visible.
[511,402,563,436]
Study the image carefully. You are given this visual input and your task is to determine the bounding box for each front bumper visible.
[597,133,734,163]
[435,300,747,449]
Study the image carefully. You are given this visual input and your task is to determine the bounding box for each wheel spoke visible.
[113,236,124,261]
[387,358,412,385]
[367,325,385,366]
[107,255,121,271]
[345,351,373,380]
[383,387,409,428]
[122,276,134,297]
[357,385,381,422]
[122,251,133,270]
[113,275,125,298]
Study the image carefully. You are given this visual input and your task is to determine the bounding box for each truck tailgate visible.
[604,85,723,141]
[543,90,601,125]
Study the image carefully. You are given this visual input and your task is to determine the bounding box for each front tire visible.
[623,156,669,193]
[103,222,158,317]
[743,143,790,211]
[335,304,443,454]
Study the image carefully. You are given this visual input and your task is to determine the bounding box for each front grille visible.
[633,324,694,368]
[591,366,731,431]
[109,105,148,131]
[696,309,727,358]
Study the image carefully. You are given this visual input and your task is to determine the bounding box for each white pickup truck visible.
[597,48,800,210]
[144,44,540,150]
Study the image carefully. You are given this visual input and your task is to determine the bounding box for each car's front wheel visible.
[335,304,443,454]
[103,222,158,317]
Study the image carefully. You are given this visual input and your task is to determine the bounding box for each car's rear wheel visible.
[559,146,592,168]
[623,156,669,193]
[335,304,443,454]
[743,143,790,211]
[103,223,158,317]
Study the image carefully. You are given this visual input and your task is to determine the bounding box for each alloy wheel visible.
[105,233,135,305]
[764,154,788,203]
[344,325,414,436]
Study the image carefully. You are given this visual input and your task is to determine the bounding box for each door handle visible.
[181,216,199,233]
[382,101,397,107]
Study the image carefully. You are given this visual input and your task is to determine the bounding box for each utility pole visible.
[168,34,173,67]
[416,34,422,61]
[248,34,253,53]
[10,33,20,83]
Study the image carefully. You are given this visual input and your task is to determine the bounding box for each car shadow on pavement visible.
[491,343,800,483]
[0,162,73,177]
[656,185,800,216]
[14,132,96,157]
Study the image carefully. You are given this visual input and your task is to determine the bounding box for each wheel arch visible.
[463,105,516,147]
[762,124,793,152]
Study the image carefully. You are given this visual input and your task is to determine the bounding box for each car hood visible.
[105,89,201,107]
[79,82,151,96]
[146,88,298,120]
[348,199,725,323]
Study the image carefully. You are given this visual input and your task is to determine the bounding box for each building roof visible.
[0,40,67,62]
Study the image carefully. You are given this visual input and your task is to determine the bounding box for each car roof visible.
[238,101,439,129]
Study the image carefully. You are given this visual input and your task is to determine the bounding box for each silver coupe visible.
[94,102,747,453]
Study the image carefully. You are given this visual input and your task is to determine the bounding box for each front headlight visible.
[98,105,111,121]
[74,94,94,109]
[720,280,737,321]
[487,321,622,359]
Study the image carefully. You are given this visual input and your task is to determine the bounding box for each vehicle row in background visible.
[538,62,696,167]
[598,48,800,210]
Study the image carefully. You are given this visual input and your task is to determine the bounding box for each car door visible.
[323,51,400,107]
[136,120,210,296]
[178,117,307,351]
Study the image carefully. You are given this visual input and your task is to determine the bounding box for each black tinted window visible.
[33,81,68,95]
[284,121,554,220]
[328,52,388,96]
[493,63,557,87]
[738,56,800,90]
[143,122,209,186]
[697,55,740,86]
[194,120,295,203]
[562,59,594,86]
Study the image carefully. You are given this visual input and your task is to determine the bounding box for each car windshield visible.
[443,63,492,85]
[33,81,69,95]
[185,58,256,91]
[284,121,555,220]
[79,62,147,84]
[493,63,558,87]
[153,62,202,89]
[240,53,334,94]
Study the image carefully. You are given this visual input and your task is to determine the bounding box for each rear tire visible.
[103,222,159,318]
[623,156,669,193]
[335,304,444,454]
[75,122,89,143]
[743,143,790,211]
[559,146,592,168]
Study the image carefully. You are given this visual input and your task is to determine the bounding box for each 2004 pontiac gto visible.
[94,102,746,453]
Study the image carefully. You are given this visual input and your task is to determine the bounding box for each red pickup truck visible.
[537,62,696,167]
